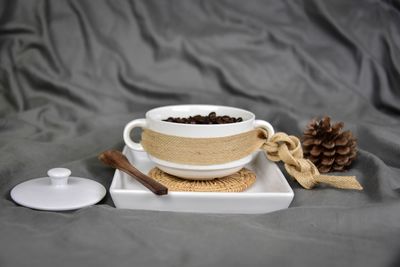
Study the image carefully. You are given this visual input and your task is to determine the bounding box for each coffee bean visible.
[215,117,224,124]
[163,112,243,124]
[221,116,230,123]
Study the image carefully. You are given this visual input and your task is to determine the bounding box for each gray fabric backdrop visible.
[1,0,400,266]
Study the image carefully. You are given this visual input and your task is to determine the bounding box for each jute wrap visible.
[141,128,363,190]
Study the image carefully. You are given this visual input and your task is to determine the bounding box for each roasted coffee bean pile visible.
[163,112,243,124]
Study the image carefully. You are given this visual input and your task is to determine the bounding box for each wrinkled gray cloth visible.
[1,0,400,266]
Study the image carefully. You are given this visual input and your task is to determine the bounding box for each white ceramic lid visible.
[10,168,106,211]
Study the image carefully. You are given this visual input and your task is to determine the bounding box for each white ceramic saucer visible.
[10,168,106,211]
[110,148,294,214]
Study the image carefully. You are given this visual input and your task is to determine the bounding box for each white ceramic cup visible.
[123,105,274,179]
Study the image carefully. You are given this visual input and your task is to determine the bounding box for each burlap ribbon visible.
[141,128,363,190]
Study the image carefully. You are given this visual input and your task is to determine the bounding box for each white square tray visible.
[110,147,294,214]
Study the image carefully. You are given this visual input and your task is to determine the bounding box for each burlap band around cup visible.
[141,128,363,190]
[141,128,268,165]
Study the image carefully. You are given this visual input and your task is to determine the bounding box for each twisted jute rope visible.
[141,128,363,190]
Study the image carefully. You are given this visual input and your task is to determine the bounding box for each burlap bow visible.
[262,132,362,190]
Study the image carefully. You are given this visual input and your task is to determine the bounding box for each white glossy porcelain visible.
[10,168,106,211]
[110,148,294,214]
[123,105,274,179]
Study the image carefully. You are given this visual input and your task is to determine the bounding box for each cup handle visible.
[123,119,147,151]
[254,120,274,141]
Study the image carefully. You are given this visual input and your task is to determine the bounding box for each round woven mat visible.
[148,168,256,192]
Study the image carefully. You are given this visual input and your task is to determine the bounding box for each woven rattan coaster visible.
[148,168,256,192]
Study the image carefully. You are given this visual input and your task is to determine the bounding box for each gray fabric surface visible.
[1,0,400,266]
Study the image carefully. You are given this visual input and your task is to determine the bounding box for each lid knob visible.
[47,168,71,187]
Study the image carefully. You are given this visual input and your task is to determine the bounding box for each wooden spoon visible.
[99,150,168,195]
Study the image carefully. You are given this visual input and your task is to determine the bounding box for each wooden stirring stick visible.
[99,150,168,195]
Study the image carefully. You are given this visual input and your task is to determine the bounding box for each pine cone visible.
[302,116,357,173]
